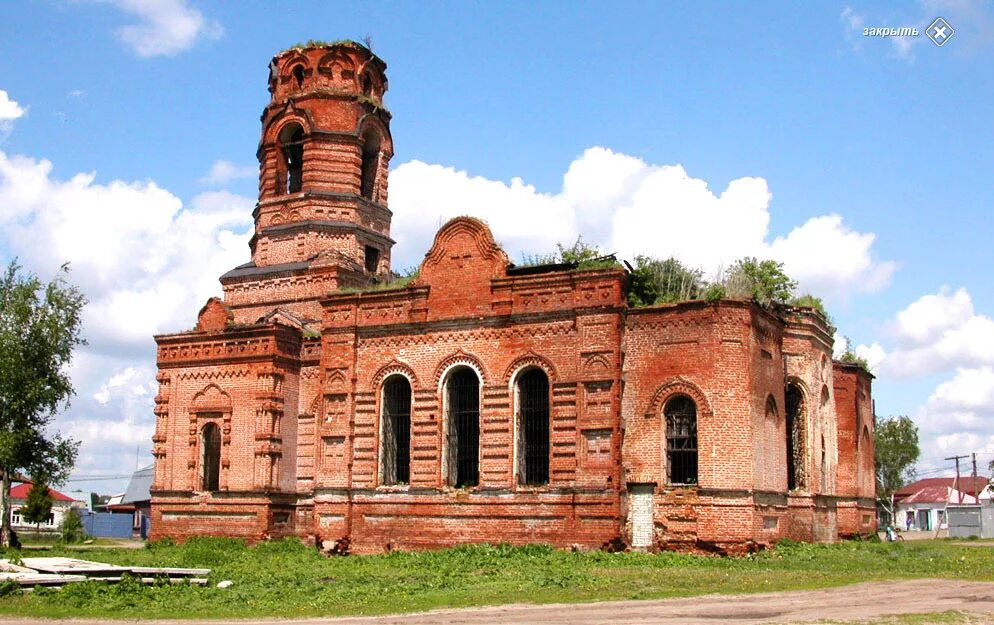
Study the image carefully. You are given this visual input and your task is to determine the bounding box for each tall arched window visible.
[360,130,380,201]
[279,123,304,194]
[381,375,411,485]
[445,367,480,487]
[517,368,550,486]
[785,384,806,491]
[665,395,698,485]
[200,422,221,491]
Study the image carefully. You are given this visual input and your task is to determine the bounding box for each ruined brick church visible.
[150,42,877,552]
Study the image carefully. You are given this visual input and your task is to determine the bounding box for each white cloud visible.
[0,146,252,491]
[390,147,896,301]
[200,159,257,186]
[876,288,994,378]
[112,0,223,58]
[914,366,994,471]
[0,90,26,123]
[0,90,26,137]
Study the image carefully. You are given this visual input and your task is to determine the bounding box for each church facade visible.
[149,42,877,553]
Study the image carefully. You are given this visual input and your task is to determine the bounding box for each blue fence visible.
[82,511,133,539]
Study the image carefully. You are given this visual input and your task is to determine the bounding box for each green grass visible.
[0,538,991,619]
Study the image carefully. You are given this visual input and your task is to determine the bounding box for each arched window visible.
[445,367,480,487]
[785,384,806,491]
[516,368,550,486]
[279,123,305,194]
[360,130,380,201]
[200,422,221,491]
[665,395,698,485]
[291,64,305,89]
[381,375,411,485]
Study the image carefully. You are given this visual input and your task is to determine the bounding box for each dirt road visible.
[2,579,993,624]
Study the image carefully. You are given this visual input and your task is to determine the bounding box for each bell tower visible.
[221,41,395,323]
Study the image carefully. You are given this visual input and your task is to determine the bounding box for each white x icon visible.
[933,25,948,39]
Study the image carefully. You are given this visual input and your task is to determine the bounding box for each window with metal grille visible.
[785,384,806,491]
[446,367,480,487]
[665,395,697,485]
[279,124,304,194]
[201,422,221,491]
[517,368,550,485]
[381,375,411,485]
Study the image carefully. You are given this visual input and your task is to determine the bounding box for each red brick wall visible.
[150,44,878,550]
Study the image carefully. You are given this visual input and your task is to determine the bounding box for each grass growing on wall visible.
[0,538,992,619]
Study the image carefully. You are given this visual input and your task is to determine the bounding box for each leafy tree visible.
[58,508,87,544]
[21,479,53,531]
[724,257,798,308]
[556,237,618,269]
[627,256,704,307]
[0,261,85,547]
[874,416,920,518]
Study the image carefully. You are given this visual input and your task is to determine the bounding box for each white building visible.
[893,477,991,531]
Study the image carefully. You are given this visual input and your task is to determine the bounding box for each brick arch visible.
[504,352,557,387]
[326,370,349,393]
[357,115,393,155]
[191,383,232,413]
[434,350,487,390]
[281,52,311,77]
[372,360,419,390]
[266,102,313,141]
[300,393,322,419]
[644,378,713,420]
[420,217,510,271]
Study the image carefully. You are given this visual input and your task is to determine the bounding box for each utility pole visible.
[946,455,969,504]
[972,453,979,502]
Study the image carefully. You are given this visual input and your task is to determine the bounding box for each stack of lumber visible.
[0,557,209,588]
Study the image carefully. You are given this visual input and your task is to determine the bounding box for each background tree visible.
[21,479,53,532]
[874,416,921,521]
[0,261,85,547]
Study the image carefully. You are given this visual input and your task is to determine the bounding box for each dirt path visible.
[2,579,993,624]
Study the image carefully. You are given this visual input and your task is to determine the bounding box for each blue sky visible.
[1,1,992,496]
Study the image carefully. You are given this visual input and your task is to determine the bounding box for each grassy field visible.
[0,538,991,619]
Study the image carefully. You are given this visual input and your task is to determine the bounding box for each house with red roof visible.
[7,482,84,534]
[893,476,991,532]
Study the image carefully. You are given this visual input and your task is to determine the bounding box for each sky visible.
[0,1,992,497]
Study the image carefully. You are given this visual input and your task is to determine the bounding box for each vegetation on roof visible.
[336,267,420,295]
[837,335,872,372]
[518,237,622,271]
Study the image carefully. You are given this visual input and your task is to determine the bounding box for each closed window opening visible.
[517,368,550,485]
[360,131,380,200]
[786,384,806,491]
[364,245,380,273]
[381,375,411,485]
[446,367,480,487]
[201,422,221,491]
[665,395,698,485]
[279,124,305,194]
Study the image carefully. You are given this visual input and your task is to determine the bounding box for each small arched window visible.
[279,123,305,194]
[516,368,550,486]
[445,367,480,487]
[360,130,380,201]
[665,395,698,485]
[786,384,806,491]
[291,64,305,89]
[200,422,221,491]
[381,375,411,485]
